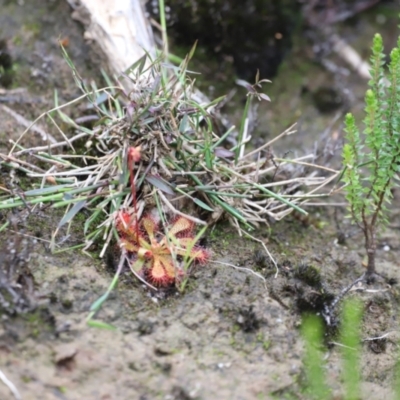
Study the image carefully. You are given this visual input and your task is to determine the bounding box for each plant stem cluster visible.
[342,33,400,279]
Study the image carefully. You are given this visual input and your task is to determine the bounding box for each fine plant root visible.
[321,274,365,327]
[211,260,267,290]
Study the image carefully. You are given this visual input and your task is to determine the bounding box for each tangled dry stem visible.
[0,54,340,258]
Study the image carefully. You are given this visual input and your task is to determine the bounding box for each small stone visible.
[53,344,78,370]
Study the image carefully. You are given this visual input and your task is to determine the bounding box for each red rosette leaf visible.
[168,216,194,238]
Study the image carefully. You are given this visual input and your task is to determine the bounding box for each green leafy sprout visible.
[342,32,400,281]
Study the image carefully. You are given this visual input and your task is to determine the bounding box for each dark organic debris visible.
[253,249,277,275]
[0,228,36,315]
[311,86,345,113]
[294,263,323,288]
[147,0,299,80]
[0,39,14,88]
[267,261,342,329]
[368,338,387,354]
[293,264,336,324]
[237,305,260,333]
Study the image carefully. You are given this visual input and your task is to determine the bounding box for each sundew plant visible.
[342,32,400,281]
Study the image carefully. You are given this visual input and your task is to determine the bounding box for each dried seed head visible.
[128,146,141,163]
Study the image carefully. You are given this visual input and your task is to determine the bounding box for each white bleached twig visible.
[0,369,21,400]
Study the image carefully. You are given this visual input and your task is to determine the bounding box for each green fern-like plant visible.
[342,32,400,281]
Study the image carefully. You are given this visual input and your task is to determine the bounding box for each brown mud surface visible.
[1,1,400,399]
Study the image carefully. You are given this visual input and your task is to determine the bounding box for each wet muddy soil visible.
[1,1,400,400]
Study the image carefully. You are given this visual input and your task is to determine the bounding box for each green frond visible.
[364,89,383,163]
[369,34,386,104]
[342,29,400,232]
[342,144,364,223]
[387,48,400,131]
[343,113,361,164]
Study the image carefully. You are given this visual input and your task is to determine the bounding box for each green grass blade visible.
[86,320,116,330]
[211,126,236,150]
[57,199,87,229]
[193,198,214,212]
[24,184,71,196]
[89,267,121,313]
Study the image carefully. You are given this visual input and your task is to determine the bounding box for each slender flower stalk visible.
[127,146,141,242]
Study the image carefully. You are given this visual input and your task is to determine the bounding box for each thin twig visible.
[46,113,75,152]
[363,331,398,342]
[158,190,207,225]
[1,104,57,145]
[240,229,279,278]
[240,123,297,160]
[302,202,346,207]
[273,158,339,174]
[328,341,357,351]
[329,274,366,314]
[0,369,21,400]
[8,229,50,244]
[8,86,120,154]
[0,153,45,173]
[11,131,91,156]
